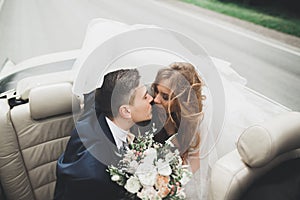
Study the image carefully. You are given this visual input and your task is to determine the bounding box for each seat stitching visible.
[33,180,56,191]
[21,135,70,151]
[9,109,37,200]
[28,158,58,172]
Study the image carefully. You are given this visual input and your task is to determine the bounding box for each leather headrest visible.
[17,71,74,100]
[29,82,80,120]
[237,112,300,167]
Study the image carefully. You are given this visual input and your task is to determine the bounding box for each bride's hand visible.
[185,151,200,173]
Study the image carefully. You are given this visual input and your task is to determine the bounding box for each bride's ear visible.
[119,105,131,119]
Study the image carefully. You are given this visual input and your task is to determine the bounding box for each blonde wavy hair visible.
[153,62,205,161]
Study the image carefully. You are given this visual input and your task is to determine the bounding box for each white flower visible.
[123,149,136,163]
[143,148,157,163]
[153,143,160,149]
[137,186,161,200]
[156,159,172,176]
[165,152,174,162]
[127,160,139,174]
[125,149,135,158]
[180,169,192,185]
[124,176,141,194]
[136,162,157,186]
[111,174,120,182]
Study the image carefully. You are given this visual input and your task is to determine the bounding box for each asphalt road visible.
[0,0,299,110]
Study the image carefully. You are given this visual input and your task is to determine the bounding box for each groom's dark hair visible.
[95,69,140,119]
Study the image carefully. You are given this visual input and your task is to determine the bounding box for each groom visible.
[54,69,153,200]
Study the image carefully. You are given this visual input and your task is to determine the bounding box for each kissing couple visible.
[54,62,205,200]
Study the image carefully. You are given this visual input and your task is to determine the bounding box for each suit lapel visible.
[97,114,116,146]
[96,113,121,165]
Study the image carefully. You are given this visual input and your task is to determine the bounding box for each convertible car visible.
[0,19,299,200]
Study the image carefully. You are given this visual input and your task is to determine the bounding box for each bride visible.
[149,60,289,199]
[72,18,290,200]
[151,62,215,200]
[152,62,203,173]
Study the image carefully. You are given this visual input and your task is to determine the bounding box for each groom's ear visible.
[119,105,131,119]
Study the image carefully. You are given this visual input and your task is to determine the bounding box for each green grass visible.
[179,0,300,38]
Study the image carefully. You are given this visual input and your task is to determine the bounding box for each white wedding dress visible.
[184,58,290,200]
[72,18,291,200]
[213,57,290,157]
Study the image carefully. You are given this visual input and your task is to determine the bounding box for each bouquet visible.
[107,124,192,200]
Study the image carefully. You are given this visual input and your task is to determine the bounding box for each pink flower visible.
[155,175,171,198]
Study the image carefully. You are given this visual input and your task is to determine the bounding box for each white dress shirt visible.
[105,117,128,149]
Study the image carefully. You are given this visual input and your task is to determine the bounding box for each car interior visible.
[0,182,5,200]
[210,112,300,200]
[0,70,300,200]
[0,72,80,200]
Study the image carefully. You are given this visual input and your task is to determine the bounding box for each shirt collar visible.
[105,117,128,149]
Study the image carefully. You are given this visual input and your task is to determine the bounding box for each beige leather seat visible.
[210,112,300,200]
[0,78,80,200]
[0,182,5,200]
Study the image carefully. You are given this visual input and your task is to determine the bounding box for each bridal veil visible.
[71,18,289,199]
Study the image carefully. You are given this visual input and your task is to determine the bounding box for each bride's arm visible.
[186,151,200,173]
[168,134,200,173]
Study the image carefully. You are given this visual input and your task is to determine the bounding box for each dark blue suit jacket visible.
[54,92,125,200]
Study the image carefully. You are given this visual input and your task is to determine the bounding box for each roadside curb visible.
[161,0,300,51]
[194,4,300,51]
